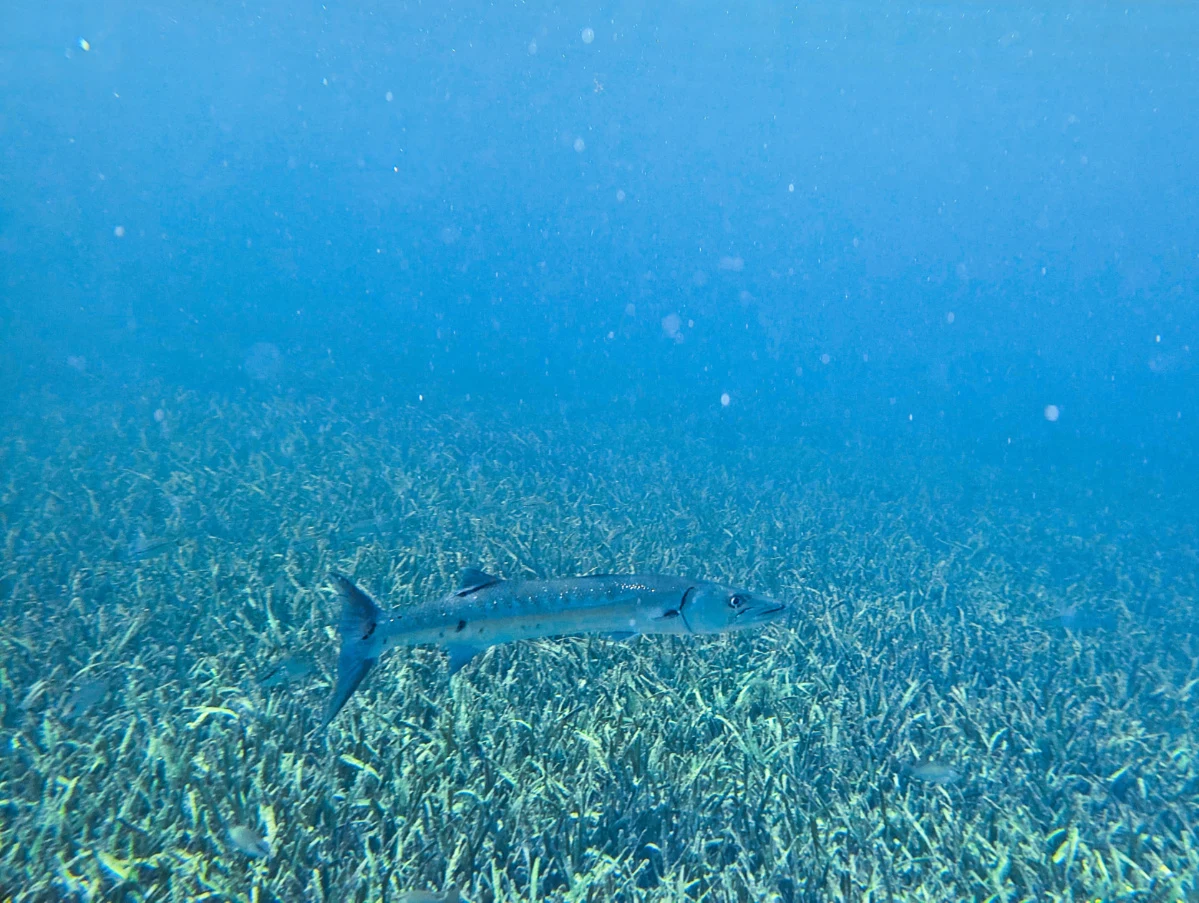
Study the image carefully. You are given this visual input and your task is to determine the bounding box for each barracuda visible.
[324,568,787,725]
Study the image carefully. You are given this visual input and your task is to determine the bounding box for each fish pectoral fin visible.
[606,631,636,642]
[445,643,487,675]
[455,567,503,596]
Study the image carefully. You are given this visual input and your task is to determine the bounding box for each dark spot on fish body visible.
[456,619,466,633]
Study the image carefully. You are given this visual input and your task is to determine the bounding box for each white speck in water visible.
[616,189,626,202]
[153,408,165,423]
[573,137,585,152]
[385,91,394,102]
[720,393,731,407]
[78,38,90,51]
[661,313,682,342]
[113,225,125,238]
[528,41,537,55]
[820,353,831,365]
[1044,404,1060,422]
[788,183,794,193]
[946,311,955,324]
[582,27,595,44]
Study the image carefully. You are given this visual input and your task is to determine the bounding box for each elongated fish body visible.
[386,575,699,648]
[324,568,786,725]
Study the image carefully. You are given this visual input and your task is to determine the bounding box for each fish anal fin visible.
[455,567,502,596]
[446,643,486,675]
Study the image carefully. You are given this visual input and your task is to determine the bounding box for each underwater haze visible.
[2,2,1198,901]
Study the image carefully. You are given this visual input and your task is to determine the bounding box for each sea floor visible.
[1,387,1196,902]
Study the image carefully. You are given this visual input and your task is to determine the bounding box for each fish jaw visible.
[733,591,789,628]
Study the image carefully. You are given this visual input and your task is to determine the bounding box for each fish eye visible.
[728,594,746,609]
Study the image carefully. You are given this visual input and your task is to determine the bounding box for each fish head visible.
[682,581,788,634]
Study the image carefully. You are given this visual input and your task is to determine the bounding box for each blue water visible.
[4,2,1195,453]
[3,2,1198,901]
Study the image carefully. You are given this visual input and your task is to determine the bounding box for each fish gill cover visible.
[1,2,1197,902]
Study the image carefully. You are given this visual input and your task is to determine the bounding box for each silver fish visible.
[900,760,962,786]
[259,655,316,689]
[61,677,111,721]
[227,825,271,858]
[123,529,179,561]
[396,888,460,903]
[325,568,787,725]
[1052,609,1118,632]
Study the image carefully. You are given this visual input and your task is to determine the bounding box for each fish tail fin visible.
[323,573,383,727]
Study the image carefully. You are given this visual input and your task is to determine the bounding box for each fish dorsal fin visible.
[455,567,502,596]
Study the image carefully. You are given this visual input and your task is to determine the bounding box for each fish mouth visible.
[744,600,788,624]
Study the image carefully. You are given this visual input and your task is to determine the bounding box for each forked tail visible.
[323,573,383,727]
